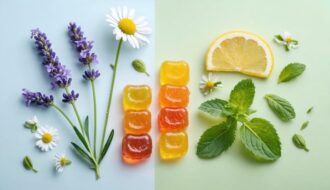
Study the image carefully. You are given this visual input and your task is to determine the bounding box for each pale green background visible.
[156,0,330,190]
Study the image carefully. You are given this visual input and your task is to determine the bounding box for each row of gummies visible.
[122,61,189,164]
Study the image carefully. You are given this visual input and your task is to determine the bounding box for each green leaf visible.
[292,134,309,152]
[278,63,306,83]
[240,118,281,161]
[306,106,313,114]
[197,117,237,159]
[71,142,94,165]
[300,121,309,131]
[198,99,233,117]
[264,94,295,122]
[23,156,37,173]
[72,126,90,152]
[274,34,284,41]
[229,79,255,114]
[98,129,114,164]
[84,116,90,142]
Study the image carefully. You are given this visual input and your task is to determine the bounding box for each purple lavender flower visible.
[68,22,99,66]
[83,69,100,81]
[62,90,79,103]
[31,28,72,89]
[22,89,54,107]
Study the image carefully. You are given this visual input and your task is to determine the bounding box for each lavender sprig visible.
[22,89,54,107]
[62,90,79,103]
[68,22,102,160]
[68,22,99,66]
[83,69,100,81]
[31,29,72,89]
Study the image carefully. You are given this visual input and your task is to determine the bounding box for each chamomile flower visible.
[106,6,152,48]
[274,32,299,51]
[55,153,71,173]
[35,127,58,152]
[199,73,222,96]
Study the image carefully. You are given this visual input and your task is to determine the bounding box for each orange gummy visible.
[158,107,188,132]
[159,131,188,160]
[122,134,152,164]
[159,84,189,108]
[123,85,152,111]
[124,110,151,135]
[160,61,190,86]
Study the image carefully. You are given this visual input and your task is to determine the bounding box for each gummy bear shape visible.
[122,134,152,164]
[160,61,189,86]
[123,85,152,111]
[159,131,188,160]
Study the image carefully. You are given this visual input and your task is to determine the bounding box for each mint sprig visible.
[197,79,282,161]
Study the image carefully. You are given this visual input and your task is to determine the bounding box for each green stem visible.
[89,65,98,158]
[51,103,75,128]
[100,38,123,155]
[64,87,84,131]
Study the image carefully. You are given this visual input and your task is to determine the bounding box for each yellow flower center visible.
[42,133,53,144]
[286,37,293,43]
[118,18,136,35]
[60,158,66,166]
[206,81,215,89]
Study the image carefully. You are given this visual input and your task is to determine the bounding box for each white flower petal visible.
[135,33,150,44]
[117,7,123,19]
[281,31,292,41]
[134,16,145,25]
[123,6,128,18]
[128,8,135,19]
[137,27,152,35]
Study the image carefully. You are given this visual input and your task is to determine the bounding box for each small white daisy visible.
[106,6,152,48]
[35,127,58,152]
[199,73,222,96]
[274,32,299,51]
[55,153,71,173]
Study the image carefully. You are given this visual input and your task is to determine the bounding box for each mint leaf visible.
[199,99,233,117]
[292,134,309,152]
[240,118,281,161]
[229,79,255,114]
[278,63,306,84]
[197,117,237,158]
[265,94,295,122]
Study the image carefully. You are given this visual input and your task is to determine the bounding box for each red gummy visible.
[122,134,152,164]
[158,107,188,132]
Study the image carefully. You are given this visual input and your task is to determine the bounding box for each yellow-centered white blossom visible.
[274,32,299,51]
[35,127,58,152]
[106,6,152,48]
[199,73,222,96]
[55,153,71,173]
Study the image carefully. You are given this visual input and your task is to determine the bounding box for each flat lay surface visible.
[1,0,330,189]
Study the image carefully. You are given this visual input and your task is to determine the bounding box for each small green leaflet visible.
[292,134,309,152]
[197,117,237,158]
[306,106,313,114]
[278,63,306,84]
[229,79,255,114]
[265,94,295,122]
[300,121,309,131]
[240,118,281,160]
[23,156,38,173]
[198,99,233,117]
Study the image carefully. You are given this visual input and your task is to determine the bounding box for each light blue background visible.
[0,0,155,189]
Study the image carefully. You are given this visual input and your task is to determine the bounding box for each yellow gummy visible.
[160,61,190,86]
[159,131,188,160]
[123,85,152,111]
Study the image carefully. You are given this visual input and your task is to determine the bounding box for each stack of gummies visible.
[158,61,189,160]
[122,85,152,164]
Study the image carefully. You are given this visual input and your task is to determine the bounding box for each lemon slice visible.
[206,31,274,78]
